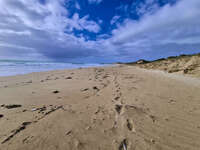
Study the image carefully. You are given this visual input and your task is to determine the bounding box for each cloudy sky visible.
[0,0,200,62]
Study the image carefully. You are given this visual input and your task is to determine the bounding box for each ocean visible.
[0,60,105,77]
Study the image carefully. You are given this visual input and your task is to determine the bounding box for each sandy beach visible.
[1,65,200,150]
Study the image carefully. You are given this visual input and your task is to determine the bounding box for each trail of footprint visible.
[111,70,159,149]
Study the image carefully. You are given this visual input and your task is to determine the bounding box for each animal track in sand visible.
[1,105,64,144]
[83,69,111,98]
[81,88,89,92]
[22,136,34,144]
[1,121,32,144]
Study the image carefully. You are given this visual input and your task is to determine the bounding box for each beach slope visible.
[0,65,200,150]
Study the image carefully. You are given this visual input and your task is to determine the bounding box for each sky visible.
[0,0,200,63]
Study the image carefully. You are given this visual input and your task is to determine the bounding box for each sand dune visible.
[0,65,200,150]
[127,53,200,78]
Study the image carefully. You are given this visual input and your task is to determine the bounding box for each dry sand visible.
[0,65,200,150]
[130,53,200,78]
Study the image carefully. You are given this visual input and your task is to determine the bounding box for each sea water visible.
[0,60,105,77]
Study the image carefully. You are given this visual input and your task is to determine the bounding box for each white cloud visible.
[75,2,80,9]
[0,43,34,50]
[109,0,200,59]
[0,29,31,36]
[0,0,200,62]
[0,0,103,60]
[110,16,120,25]
[70,13,100,33]
[88,0,103,4]
[135,0,159,16]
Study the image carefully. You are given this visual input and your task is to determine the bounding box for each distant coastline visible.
[0,60,107,77]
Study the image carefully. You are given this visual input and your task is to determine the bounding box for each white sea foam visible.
[0,60,105,77]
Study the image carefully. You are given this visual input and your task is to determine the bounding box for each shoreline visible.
[1,63,199,81]
[0,64,113,78]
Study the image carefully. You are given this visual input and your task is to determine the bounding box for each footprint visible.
[119,139,128,150]
[52,90,59,94]
[126,119,136,132]
[115,105,123,114]
[114,96,120,101]
[149,115,156,123]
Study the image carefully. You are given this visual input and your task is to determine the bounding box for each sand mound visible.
[127,53,200,78]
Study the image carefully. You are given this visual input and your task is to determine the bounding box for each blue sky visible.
[0,0,200,63]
